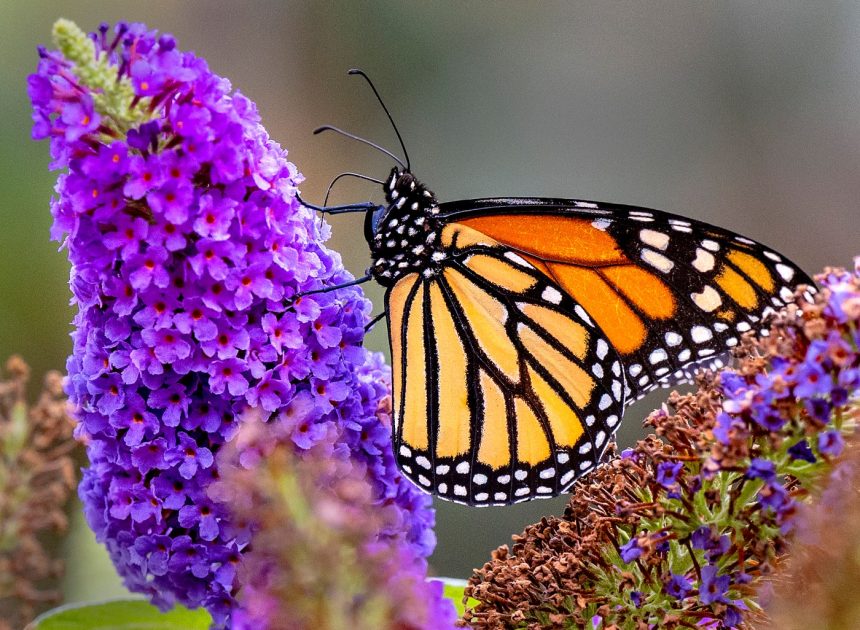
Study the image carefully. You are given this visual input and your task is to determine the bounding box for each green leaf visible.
[439,577,479,617]
[29,598,211,630]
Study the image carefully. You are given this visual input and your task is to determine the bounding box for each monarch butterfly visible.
[302,70,814,506]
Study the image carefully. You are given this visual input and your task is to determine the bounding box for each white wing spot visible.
[612,361,621,377]
[473,473,488,485]
[418,475,431,486]
[438,482,448,493]
[399,446,412,457]
[655,367,670,376]
[539,468,556,479]
[678,348,692,362]
[595,431,607,448]
[702,239,720,252]
[497,474,511,484]
[579,460,594,471]
[714,322,729,332]
[698,348,716,357]
[650,348,668,364]
[599,394,613,410]
[475,492,489,502]
[665,332,683,347]
[726,337,738,347]
[560,471,575,486]
[435,464,450,475]
[575,305,594,326]
[592,363,604,379]
[606,414,620,427]
[456,461,470,474]
[515,487,531,497]
[764,251,781,262]
[578,443,593,454]
[776,264,795,282]
[504,251,531,267]
[629,363,643,376]
[542,286,563,304]
[557,452,570,464]
[537,486,553,494]
[641,248,675,273]
[494,492,507,501]
[596,339,609,359]
[691,326,713,343]
[454,484,467,496]
[592,218,612,231]
[612,379,623,401]
[736,236,755,245]
[640,229,670,250]
[692,248,716,272]
[514,469,528,481]
[737,322,752,332]
[576,201,598,209]
[585,415,596,426]
[415,456,431,469]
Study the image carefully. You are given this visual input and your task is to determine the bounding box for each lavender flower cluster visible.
[29,20,436,625]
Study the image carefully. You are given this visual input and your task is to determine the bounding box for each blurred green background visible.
[2,0,858,604]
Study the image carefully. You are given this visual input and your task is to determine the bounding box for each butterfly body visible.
[367,169,443,287]
[358,165,813,506]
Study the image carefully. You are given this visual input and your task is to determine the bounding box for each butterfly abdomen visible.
[368,169,448,286]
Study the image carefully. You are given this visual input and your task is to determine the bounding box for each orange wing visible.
[439,199,813,400]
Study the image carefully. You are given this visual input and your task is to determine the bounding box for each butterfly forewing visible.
[386,224,624,506]
[440,199,814,402]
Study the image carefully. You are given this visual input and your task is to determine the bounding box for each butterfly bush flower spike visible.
[30,20,439,626]
[465,262,859,629]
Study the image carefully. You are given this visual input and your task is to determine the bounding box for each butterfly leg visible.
[364,311,387,332]
[289,274,373,304]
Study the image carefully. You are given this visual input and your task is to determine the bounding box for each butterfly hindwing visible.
[386,226,625,506]
[439,198,814,402]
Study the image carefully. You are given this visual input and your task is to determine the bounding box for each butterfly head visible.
[366,168,442,286]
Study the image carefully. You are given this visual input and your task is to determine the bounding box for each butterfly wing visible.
[386,229,625,506]
[438,198,814,401]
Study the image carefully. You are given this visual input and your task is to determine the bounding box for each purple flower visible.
[656,461,684,488]
[620,537,642,563]
[746,458,776,482]
[698,565,730,605]
[665,573,692,600]
[818,430,844,458]
[33,20,437,626]
[788,439,816,463]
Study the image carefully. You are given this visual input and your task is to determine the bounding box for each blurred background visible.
[2,0,858,604]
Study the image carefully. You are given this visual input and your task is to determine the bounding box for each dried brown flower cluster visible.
[463,266,860,630]
[463,380,730,630]
[0,357,78,629]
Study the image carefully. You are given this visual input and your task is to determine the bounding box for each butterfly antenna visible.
[323,172,384,206]
[314,125,406,170]
[348,68,411,171]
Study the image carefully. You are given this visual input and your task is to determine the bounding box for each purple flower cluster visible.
[713,269,860,532]
[30,20,436,625]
